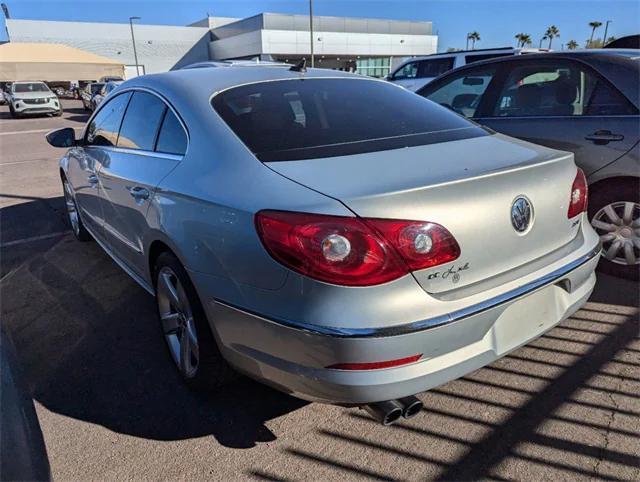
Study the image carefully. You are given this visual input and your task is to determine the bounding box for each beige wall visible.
[0,62,125,81]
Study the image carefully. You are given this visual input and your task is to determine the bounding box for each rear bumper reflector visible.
[327,354,422,370]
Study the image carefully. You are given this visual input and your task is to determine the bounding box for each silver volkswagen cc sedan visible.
[46,65,601,425]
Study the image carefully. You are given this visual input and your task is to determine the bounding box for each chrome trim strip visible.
[98,146,183,161]
[216,244,601,338]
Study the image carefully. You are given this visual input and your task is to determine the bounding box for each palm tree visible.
[588,21,603,46]
[545,25,560,48]
[539,36,548,48]
[515,33,532,48]
[566,40,579,50]
[467,31,480,49]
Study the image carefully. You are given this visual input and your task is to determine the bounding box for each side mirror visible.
[46,127,77,148]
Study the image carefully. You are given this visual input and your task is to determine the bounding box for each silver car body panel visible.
[60,66,600,405]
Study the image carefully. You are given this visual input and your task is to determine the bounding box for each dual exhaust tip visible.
[364,395,423,425]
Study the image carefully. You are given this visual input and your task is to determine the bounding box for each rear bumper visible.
[193,239,600,405]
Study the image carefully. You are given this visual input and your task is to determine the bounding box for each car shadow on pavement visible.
[0,198,307,450]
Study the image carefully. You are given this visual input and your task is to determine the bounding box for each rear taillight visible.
[255,210,460,286]
[567,168,588,218]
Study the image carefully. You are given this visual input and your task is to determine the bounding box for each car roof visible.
[123,66,364,104]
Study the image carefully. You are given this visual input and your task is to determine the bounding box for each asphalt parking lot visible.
[1,100,638,481]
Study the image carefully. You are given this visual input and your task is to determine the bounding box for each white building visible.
[6,13,437,79]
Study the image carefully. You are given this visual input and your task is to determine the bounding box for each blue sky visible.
[2,0,638,51]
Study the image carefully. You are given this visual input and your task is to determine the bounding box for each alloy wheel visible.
[156,267,200,378]
[63,179,80,236]
[591,201,640,266]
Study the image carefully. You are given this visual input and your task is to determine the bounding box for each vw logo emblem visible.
[511,196,533,233]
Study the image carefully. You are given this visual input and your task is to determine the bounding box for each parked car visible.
[46,66,600,425]
[7,81,62,118]
[92,81,122,110]
[387,47,550,92]
[417,49,639,280]
[80,82,105,111]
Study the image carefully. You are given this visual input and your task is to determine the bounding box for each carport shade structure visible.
[0,42,125,81]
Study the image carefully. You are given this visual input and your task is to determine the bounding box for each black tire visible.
[154,251,236,392]
[9,105,19,118]
[588,179,639,281]
[55,109,63,117]
[61,176,92,242]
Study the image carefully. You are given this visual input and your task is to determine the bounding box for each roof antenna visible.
[289,58,307,73]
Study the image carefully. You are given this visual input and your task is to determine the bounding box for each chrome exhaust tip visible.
[398,395,423,419]
[363,400,404,426]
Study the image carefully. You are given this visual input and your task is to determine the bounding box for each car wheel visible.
[62,176,91,242]
[589,179,639,281]
[55,109,63,117]
[154,251,236,391]
[9,105,19,118]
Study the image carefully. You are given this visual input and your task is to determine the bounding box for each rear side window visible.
[417,58,455,78]
[117,91,166,150]
[212,78,486,161]
[465,52,513,64]
[155,110,187,155]
[85,92,132,146]
[493,60,638,117]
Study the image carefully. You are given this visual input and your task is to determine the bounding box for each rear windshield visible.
[13,82,49,93]
[91,83,105,94]
[212,78,487,161]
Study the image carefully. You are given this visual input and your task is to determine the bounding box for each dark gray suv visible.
[418,50,639,280]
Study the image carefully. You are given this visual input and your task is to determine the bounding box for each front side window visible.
[421,66,497,118]
[212,78,486,161]
[417,58,455,78]
[85,92,132,146]
[392,62,419,80]
[492,60,636,117]
[117,91,166,151]
[13,82,50,93]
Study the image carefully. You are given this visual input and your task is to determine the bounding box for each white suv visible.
[387,48,549,91]
[8,81,62,118]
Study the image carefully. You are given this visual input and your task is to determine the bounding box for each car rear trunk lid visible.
[266,134,581,293]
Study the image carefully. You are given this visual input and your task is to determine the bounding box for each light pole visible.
[603,20,612,46]
[309,0,314,68]
[129,16,141,76]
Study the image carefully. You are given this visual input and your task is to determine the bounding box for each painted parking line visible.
[0,231,69,248]
[0,158,60,166]
[0,126,83,136]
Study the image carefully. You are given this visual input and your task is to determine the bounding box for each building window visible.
[355,58,391,78]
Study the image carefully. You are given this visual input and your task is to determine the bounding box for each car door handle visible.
[87,174,99,187]
[128,186,150,201]
[585,130,624,144]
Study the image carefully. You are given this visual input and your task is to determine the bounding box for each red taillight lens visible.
[364,219,460,271]
[255,210,460,286]
[567,168,588,218]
